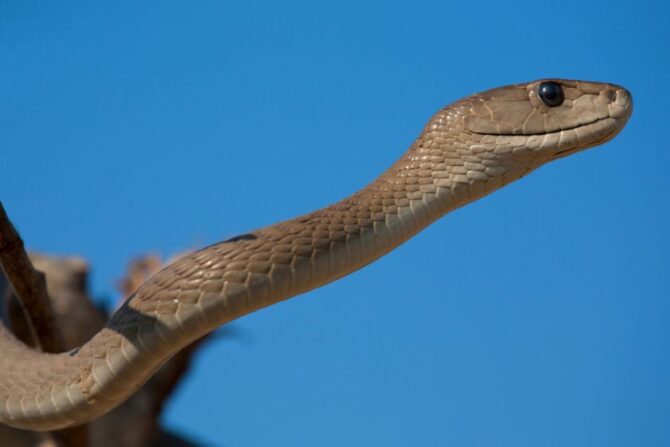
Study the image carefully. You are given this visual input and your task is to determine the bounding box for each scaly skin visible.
[0,79,632,430]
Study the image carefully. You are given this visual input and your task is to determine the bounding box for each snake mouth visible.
[471,116,609,137]
[471,113,627,161]
[551,117,625,160]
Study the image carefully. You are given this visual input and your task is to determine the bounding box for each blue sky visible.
[1,1,668,445]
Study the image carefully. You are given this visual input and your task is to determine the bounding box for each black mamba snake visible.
[0,79,632,430]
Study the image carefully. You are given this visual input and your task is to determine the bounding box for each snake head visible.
[458,79,633,162]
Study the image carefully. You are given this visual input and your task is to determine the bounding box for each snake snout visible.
[610,86,633,121]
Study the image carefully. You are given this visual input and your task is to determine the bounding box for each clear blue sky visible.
[1,1,668,445]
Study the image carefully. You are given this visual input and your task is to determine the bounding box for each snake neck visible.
[54,116,542,428]
[0,143,516,431]
[0,111,547,431]
[150,127,544,333]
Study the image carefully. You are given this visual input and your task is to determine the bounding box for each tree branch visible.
[0,202,64,352]
[0,203,87,447]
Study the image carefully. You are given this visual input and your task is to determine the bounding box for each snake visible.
[0,79,632,431]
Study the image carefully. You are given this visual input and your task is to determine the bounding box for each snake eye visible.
[538,82,565,107]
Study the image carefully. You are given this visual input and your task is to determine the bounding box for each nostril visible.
[604,89,617,103]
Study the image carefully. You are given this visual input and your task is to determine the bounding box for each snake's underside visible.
[0,79,632,430]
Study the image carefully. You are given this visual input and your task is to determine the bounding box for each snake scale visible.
[0,79,632,430]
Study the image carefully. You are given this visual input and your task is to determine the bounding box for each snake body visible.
[0,79,632,430]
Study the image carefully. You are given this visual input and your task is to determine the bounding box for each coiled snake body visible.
[0,79,632,430]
